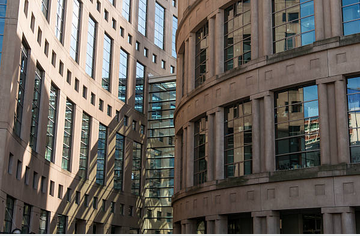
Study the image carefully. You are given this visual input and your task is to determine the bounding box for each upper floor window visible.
[86,16,97,78]
[122,0,131,22]
[224,0,251,71]
[273,0,315,53]
[195,22,208,88]
[45,84,59,163]
[41,0,49,20]
[96,124,107,185]
[172,16,178,58]
[114,133,125,190]
[135,62,145,113]
[194,117,207,185]
[275,85,320,170]
[132,142,142,195]
[79,112,91,179]
[225,101,252,177]
[154,2,165,49]
[347,77,360,162]
[0,0,7,66]
[55,0,66,43]
[138,0,147,36]
[119,48,128,103]
[102,33,112,91]
[70,0,81,62]
[342,0,360,35]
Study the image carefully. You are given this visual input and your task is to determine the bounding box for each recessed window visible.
[49,180,54,196]
[24,0,29,16]
[111,202,115,213]
[152,54,157,63]
[40,176,46,193]
[102,199,106,211]
[136,41,140,51]
[124,116,128,126]
[16,160,22,180]
[104,9,109,21]
[93,197,98,209]
[33,171,39,190]
[7,153,13,174]
[132,120,137,130]
[120,204,124,215]
[97,1,101,12]
[85,194,89,207]
[24,167,30,185]
[51,51,56,66]
[83,86,88,99]
[154,3,165,49]
[129,206,133,216]
[144,47,148,57]
[59,60,64,76]
[161,60,166,69]
[75,191,80,204]
[128,34,132,44]
[30,13,35,32]
[99,99,104,111]
[140,125,145,134]
[58,184,63,199]
[170,65,175,74]
[195,22,208,87]
[37,27,42,45]
[194,117,208,185]
[120,26,124,37]
[75,78,79,92]
[66,70,71,84]
[138,0,147,36]
[107,105,112,116]
[112,18,116,29]
[66,188,71,202]
[91,93,95,105]
[44,39,49,57]
[172,0,176,7]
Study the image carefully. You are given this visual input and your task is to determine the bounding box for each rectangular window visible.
[195,22,208,88]
[102,33,112,91]
[342,1,360,35]
[49,180,54,196]
[66,188,71,202]
[273,0,315,53]
[25,166,30,185]
[131,142,142,196]
[4,196,14,233]
[172,16,178,58]
[21,203,31,234]
[57,214,67,234]
[8,153,13,174]
[55,0,66,43]
[58,184,63,199]
[41,176,46,193]
[30,65,44,151]
[45,84,58,162]
[86,16,97,78]
[16,160,22,180]
[70,0,81,62]
[96,124,107,185]
[37,27,42,45]
[144,47,148,57]
[135,62,145,113]
[62,100,74,171]
[138,0,147,36]
[85,194,89,207]
[154,2,165,49]
[75,191,80,204]
[39,210,49,234]
[102,199,106,211]
[107,105,112,116]
[224,1,251,71]
[347,77,360,162]
[51,51,56,66]
[79,113,90,179]
[93,197,98,209]
[122,0,131,22]
[120,204,124,215]
[194,117,207,185]
[275,85,320,170]
[119,49,128,103]
[41,0,49,19]
[0,0,7,66]
[111,202,115,213]
[225,101,252,177]
[33,171,39,190]
[114,133,124,190]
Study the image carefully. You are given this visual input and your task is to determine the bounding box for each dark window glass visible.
[194,117,207,185]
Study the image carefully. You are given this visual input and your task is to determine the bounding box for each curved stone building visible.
[0,0,177,234]
[173,0,360,234]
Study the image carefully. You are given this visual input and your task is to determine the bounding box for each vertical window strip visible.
[39,210,49,234]
[347,77,360,163]
[154,2,165,49]
[21,204,31,234]
[138,0,147,36]
[45,84,58,162]
[102,33,112,91]
[70,0,81,62]
[41,0,49,19]
[96,123,107,185]
[4,196,14,233]
[114,133,124,190]
[30,66,43,151]
[194,117,207,185]
[342,1,360,35]
[118,49,128,103]
[79,112,90,179]
[132,142,142,195]
[195,23,208,88]
[56,214,67,234]
[122,0,131,22]
[55,0,65,43]
[0,0,7,65]
[172,16,178,58]
[86,16,96,78]
[62,100,74,171]
[135,62,145,113]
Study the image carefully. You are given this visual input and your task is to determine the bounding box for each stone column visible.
[174,135,182,193]
[330,0,342,37]
[342,211,356,234]
[262,0,272,56]
[252,99,260,173]
[182,220,196,234]
[188,33,196,92]
[182,127,187,189]
[264,93,275,172]
[215,108,225,180]
[206,220,215,234]
[251,0,259,59]
[318,83,330,165]
[252,211,280,234]
[206,112,215,181]
[215,216,228,234]
[176,54,184,103]
[13,199,24,232]
[215,9,224,75]
[314,0,325,41]
[173,222,181,234]
[30,206,41,233]
[252,216,265,234]
[184,39,189,95]
[322,213,333,234]
[335,79,350,163]
[208,16,215,79]
[322,207,356,234]
[267,211,280,234]
[186,123,194,188]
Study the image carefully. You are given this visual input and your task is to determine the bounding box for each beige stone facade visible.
[174,0,360,233]
[0,0,177,234]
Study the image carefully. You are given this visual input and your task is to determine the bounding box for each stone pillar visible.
[182,127,187,190]
[252,211,280,234]
[30,206,41,233]
[174,135,182,193]
[0,191,6,232]
[182,220,196,234]
[314,0,325,41]
[176,54,184,103]
[251,0,259,59]
[318,83,330,165]
[267,211,280,234]
[215,215,228,234]
[322,213,333,234]
[322,207,356,234]
[120,226,130,234]
[262,0,272,56]
[206,220,215,234]
[188,33,196,92]
[252,99,260,173]
[264,93,275,172]
[215,9,224,75]
[186,123,194,188]
[13,199,24,232]
[342,211,356,234]
[253,216,266,234]
[330,0,342,37]
[173,222,181,234]
[184,39,189,95]
[181,222,186,233]
[207,112,215,181]
[215,108,225,180]
[208,16,215,79]
[335,79,350,163]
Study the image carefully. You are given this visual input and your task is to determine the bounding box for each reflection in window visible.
[195,23,208,88]
[273,0,315,53]
[79,113,90,179]
[56,214,67,234]
[55,0,66,43]
[122,0,131,22]
[21,204,31,234]
[62,100,74,171]
[0,0,6,65]
[132,142,142,195]
[70,0,81,62]
[102,33,112,91]
[154,2,165,49]
[86,17,97,78]
[96,124,107,185]
[45,84,58,162]
[135,62,145,113]
[30,65,43,151]
[138,0,147,36]
[194,117,207,185]
[119,49,128,103]
[342,1,360,35]
[114,133,124,190]
[275,85,320,170]
[225,101,252,177]
[224,0,251,71]
[39,209,49,234]
[172,16,178,58]
[41,0,49,19]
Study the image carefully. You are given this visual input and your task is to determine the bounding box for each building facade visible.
[0,0,177,234]
[173,0,360,234]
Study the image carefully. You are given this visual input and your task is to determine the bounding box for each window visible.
[93,197,98,209]
[152,54,157,63]
[129,205,134,216]
[172,0,176,7]
[154,2,165,49]
[83,86,87,99]
[102,199,106,211]
[75,191,80,204]
[275,85,320,170]
[225,101,252,177]
[62,100,74,171]
[66,188,71,202]
[99,99,104,111]
[75,78,79,91]
[40,176,46,193]
[79,113,90,179]
[172,16,178,58]
[91,93,95,105]
[170,65,175,74]
[24,167,30,185]
[107,105,112,116]
[24,0,29,16]
[58,184,63,199]
[224,0,251,71]
[59,60,64,75]
[70,0,81,62]
[120,204,124,215]
[57,214,67,234]
[273,0,315,53]
[140,125,145,134]
[122,0,131,22]
[30,13,35,32]
[33,171,39,189]
[161,60,165,69]
[132,142,142,195]
[66,70,71,84]
[96,124,107,185]
[16,160,22,180]
[55,0,66,43]
[30,65,43,150]
[120,26,124,37]
[7,153,13,174]
[49,180,55,196]
[135,62,145,113]
[194,117,207,185]
[21,203,31,234]
[117,48,129,103]
[112,18,116,29]
[144,47,148,57]
[128,34,132,44]
[39,210,49,234]
[85,194,89,207]
[124,115,128,126]
[347,77,360,162]
[342,1,360,35]
[195,22,208,87]
[44,40,49,56]
[41,0,49,19]
[4,196,14,233]
[135,41,140,51]
[138,0,147,36]
[51,51,56,66]
[37,27,42,45]
[86,16,97,78]
[14,43,28,137]
[111,202,115,213]
[45,84,58,162]
[114,134,125,190]
[102,33,112,91]
[132,120,137,130]
[97,0,101,12]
